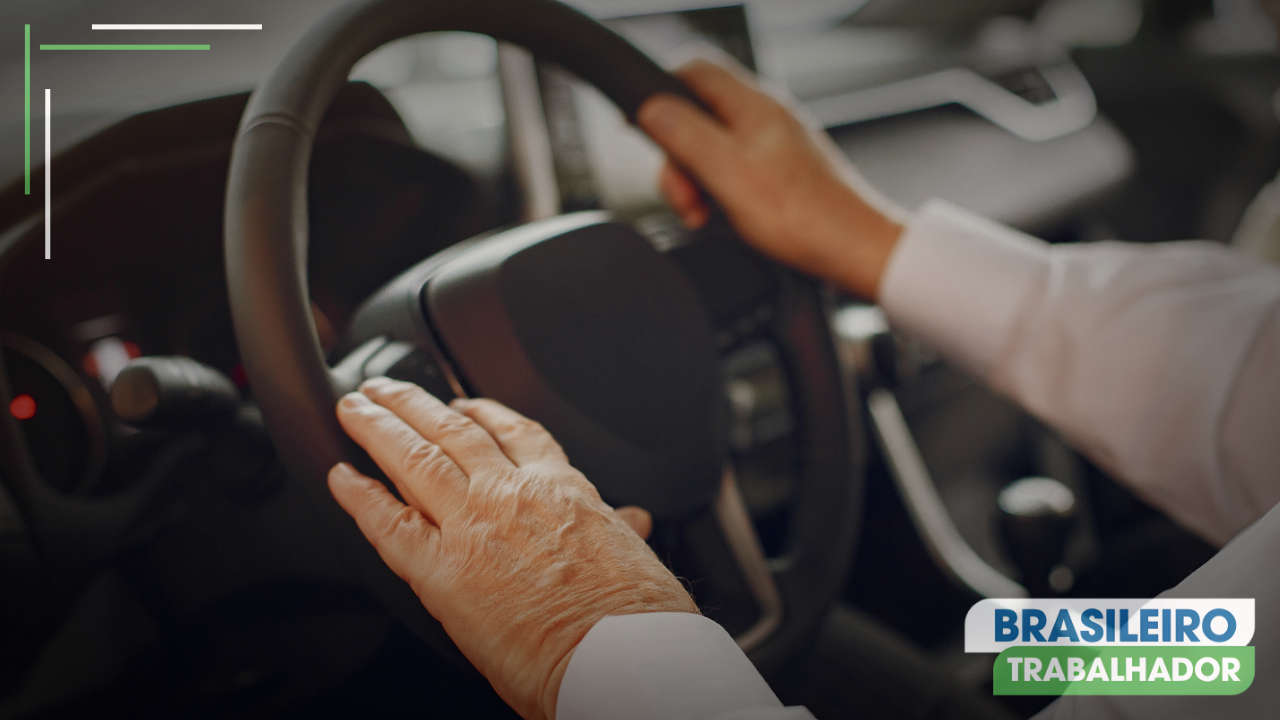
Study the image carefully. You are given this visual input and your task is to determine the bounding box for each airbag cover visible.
[424,215,725,517]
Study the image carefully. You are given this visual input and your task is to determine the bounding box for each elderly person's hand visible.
[638,58,906,299]
[327,377,696,720]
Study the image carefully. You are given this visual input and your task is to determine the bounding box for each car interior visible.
[2,0,1278,717]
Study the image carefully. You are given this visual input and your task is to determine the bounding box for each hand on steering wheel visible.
[329,377,696,720]
[639,58,906,299]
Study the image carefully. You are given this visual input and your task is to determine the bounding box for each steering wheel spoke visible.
[330,339,461,401]
[710,465,786,652]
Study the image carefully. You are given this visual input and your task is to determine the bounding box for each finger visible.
[658,161,708,229]
[673,58,770,128]
[336,391,467,521]
[360,377,511,476]
[614,505,653,541]
[638,94,742,200]
[328,462,439,591]
[450,397,568,466]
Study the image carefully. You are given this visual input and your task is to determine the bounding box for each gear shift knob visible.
[998,476,1077,596]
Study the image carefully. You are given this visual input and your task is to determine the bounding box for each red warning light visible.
[231,363,248,389]
[9,393,37,421]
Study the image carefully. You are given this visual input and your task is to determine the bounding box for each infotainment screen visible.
[535,4,757,213]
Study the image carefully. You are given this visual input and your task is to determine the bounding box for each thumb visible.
[658,161,709,229]
[613,506,653,541]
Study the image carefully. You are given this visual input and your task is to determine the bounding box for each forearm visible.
[880,200,1280,545]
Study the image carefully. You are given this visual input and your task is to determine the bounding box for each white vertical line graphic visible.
[44,89,51,260]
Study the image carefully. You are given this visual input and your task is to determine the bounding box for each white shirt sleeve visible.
[880,199,1280,545]
[556,612,815,720]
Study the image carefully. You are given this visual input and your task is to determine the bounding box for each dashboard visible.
[0,82,494,499]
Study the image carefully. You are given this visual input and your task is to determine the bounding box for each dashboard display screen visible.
[537,4,756,212]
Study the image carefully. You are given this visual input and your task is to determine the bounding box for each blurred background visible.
[1,0,1278,717]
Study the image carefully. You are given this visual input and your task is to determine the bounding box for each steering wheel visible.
[225,0,862,677]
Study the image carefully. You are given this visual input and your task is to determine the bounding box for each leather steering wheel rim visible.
[225,0,863,677]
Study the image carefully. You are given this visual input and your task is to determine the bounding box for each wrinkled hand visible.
[638,58,906,299]
[327,378,696,720]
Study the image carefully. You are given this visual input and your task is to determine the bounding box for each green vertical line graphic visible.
[24,24,30,196]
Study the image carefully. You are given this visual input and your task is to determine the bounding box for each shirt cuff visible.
[556,612,783,720]
[879,199,1051,378]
